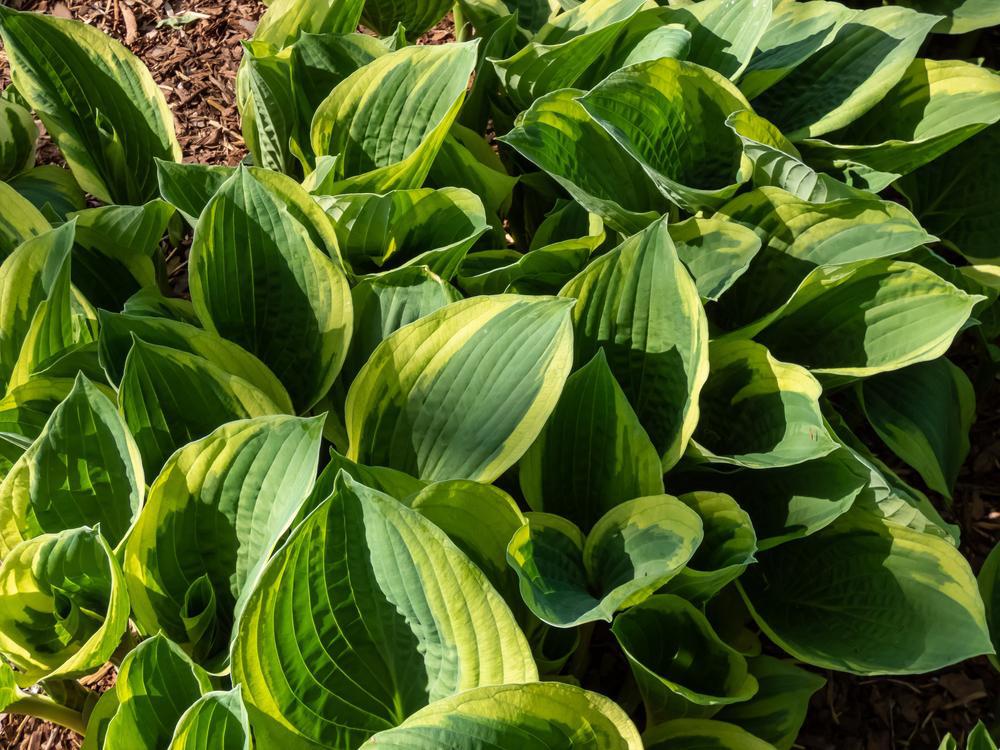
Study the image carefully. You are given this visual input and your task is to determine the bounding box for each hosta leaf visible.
[491,0,649,111]
[168,688,253,750]
[897,124,1000,263]
[662,492,757,604]
[404,480,526,609]
[668,216,761,301]
[241,43,299,176]
[507,496,703,627]
[712,187,936,330]
[67,200,174,310]
[578,57,753,211]
[0,526,129,686]
[739,0,854,100]
[0,223,75,390]
[252,0,365,47]
[0,374,143,556]
[716,656,826,750]
[346,295,574,482]
[119,339,283,474]
[500,88,665,235]
[310,449,428,507]
[0,97,36,180]
[560,217,709,469]
[898,0,1000,33]
[190,167,352,411]
[361,0,453,37]
[125,415,322,665]
[691,340,836,470]
[9,165,86,221]
[750,6,940,140]
[101,634,212,750]
[317,187,489,278]
[122,289,199,325]
[859,359,974,499]
[0,7,181,204]
[980,542,1000,670]
[231,474,537,748]
[668,448,868,551]
[740,509,994,674]
[644,719,776,750]
[155,160,235,226]
[799,60,1000,191]
[519,350,664,531]
[613,594,758,723]
[665,0,772,80]
[290,31,391,117]
[359,682,643,749]
[748,260,981,376]
[98,311,293,413]
[0,376,96,446]
[310,42,478,193]
[0,181,51,262]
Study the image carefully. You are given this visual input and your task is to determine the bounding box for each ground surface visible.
[0,1,997,748]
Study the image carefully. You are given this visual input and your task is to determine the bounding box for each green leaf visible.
[361,0,453,37]
[979,542,1000,671]
[98,311,293,414]
[168,688,253,750]
[491,0,649,111]
[519,350,664,531]
[121,289,199,325]
[0,526,129,686]
[712,187,936,331]
[898,0,1000,33]
[578,57,753,211]
[664,0,772,80]
[750,5,940,140]
[155,160,235,226]
[118,338,283,474]
[8,165,86,221]
[0,7,181,204]
[102,634,212,750]
[716,656,825,750]
[310,42,478,193]
[799,60,1000,191]
[968,723,1000,750]
[0,96,37,179]
[499,88,665,235]
[644,719,776,750]
[359,682,643,749]
[0,375,100,446]
[560,217,709,469]
[0,223,75,390]
[125,415,322,666]
[613,594,758,723]
[290,31,392,116]
[747,259,982,377]
[668,216,761,302]
[859,358,974,499]
[897,124,1000,263]
[67,200,174,310]
[190,167,352,411]
[0,374,143,556]
[252,0,365,47]
[317,187,489,278]
[507,496,703,627]
[241,42,300,176]
[691,340,836,470]
[0,181,51,262]
[740,509,994,674]
[231,473,537,748]
[661,492,757,604]
[346,295,574,482]
[668,447,868,551]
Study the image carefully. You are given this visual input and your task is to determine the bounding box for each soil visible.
[0,1,997,748]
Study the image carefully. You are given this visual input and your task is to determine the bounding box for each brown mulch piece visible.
[0,1,997,749]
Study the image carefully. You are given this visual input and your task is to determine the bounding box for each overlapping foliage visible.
[0,0,998,747]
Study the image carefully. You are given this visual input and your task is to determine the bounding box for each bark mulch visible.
[0,1,997,748]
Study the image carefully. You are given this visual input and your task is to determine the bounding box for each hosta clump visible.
[0,0,998,747]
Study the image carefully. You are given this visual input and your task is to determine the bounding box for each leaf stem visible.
[453,3,469,42]
[6,693,87,735]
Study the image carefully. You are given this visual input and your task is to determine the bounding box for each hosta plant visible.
[0,0,998,747]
